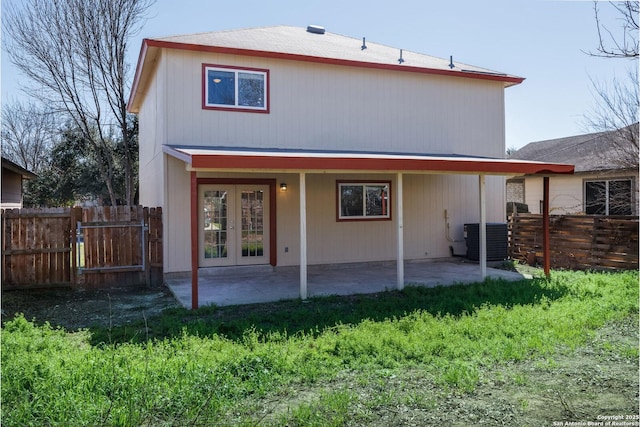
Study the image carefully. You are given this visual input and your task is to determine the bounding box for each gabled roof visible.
[1,157,37,179]
[128,25,524,112]
[509,125,638,173]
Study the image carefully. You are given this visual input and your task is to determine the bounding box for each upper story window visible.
[337,181,391,221]
[203,64,269,113]
[585,178,633,215]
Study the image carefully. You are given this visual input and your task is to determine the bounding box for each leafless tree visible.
[584,69,639,169]
[1,101,57,174]
[505,146,519,157]
[3,0,154,206]
[588,1,639,59]
[584,1,639,170]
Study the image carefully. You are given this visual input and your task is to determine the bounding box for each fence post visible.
[70,208,76,288]
[143,207,151,287]
[70,207,81,288]
[1,209,6,285]
[542,177,550,277]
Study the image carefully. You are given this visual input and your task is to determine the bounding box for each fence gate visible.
[1,206,163,290]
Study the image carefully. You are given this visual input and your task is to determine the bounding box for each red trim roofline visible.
[128,38,525,111]
[162,146,574,176]
[187,154,573,175]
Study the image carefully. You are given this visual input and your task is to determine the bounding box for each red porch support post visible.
[542,176,550,277]
[190,171,199,309]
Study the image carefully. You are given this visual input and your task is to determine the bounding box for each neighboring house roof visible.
[163,145,574,176]
[509,126,638,173]
[1,157,37,179]
[129,25,524,112]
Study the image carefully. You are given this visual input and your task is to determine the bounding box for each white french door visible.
[199,185,270,267]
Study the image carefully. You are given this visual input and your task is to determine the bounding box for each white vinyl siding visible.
[160,50,505,157]
[164,156,192,273]
[523,174,638,215]
[160,171,505,273]
[524,176,584,215]
[138,51,166,208]
[138,49,510,273]
[1,170,24,208]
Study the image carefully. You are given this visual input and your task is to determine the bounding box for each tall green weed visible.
[2,270,637,426]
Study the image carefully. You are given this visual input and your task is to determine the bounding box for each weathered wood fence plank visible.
[508,213,638,271]
[1,206,163,290]
[2,208,72,288]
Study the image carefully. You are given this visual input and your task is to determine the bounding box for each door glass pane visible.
[203,190,228,259]
[241,190,264,257]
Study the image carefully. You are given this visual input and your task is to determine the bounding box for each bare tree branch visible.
[1,101,57,174]
[586,1,639,58]
[584,68,639,169]
[3,0,154,206]
[583,1,639,174]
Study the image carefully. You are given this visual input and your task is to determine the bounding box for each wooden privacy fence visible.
[2,206,162,290]
[509,213,638,271]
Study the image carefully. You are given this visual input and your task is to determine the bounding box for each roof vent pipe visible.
[361,37,367,50]
[398,49,405,64]
[449,55,455,69]
[307,25,325,34]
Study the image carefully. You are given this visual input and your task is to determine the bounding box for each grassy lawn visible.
[2,270,638,426]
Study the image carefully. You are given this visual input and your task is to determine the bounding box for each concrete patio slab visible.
[164,258,530,309]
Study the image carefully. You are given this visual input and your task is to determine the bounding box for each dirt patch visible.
[1,286,181,330]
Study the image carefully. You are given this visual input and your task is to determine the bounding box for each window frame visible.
[202,64,270,113]
[584,177,634,215]
[336,180,392,222]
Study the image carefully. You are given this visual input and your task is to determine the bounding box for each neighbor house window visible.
[585,179,633,215]
[337,181,391,221]
[203,64,268,112]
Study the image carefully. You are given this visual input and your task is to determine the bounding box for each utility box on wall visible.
[464,223,508,261]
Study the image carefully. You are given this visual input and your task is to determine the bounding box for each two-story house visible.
[128,25,573,307]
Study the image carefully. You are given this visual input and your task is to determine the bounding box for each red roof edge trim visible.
[188,153,574,175]
[142,39,525,86]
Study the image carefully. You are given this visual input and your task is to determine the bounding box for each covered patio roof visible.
[165,145,573,309]
[164,145,574,175]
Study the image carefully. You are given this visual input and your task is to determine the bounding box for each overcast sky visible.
[2,0,636,149]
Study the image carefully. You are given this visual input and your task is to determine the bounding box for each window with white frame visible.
[585,178,633,215]
[203,64,268,112]
[337,181,391,221]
